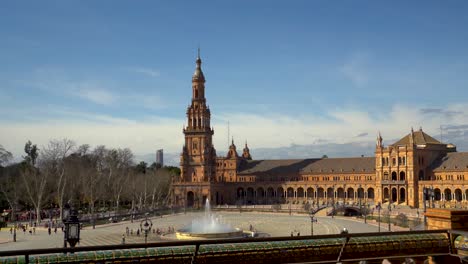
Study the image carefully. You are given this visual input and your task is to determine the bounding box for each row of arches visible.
[236,186,375,203]
[384,171,406,181]
[383,187,406,203]
[430,188,468,202]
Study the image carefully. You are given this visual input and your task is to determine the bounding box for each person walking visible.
[48,227,51,235]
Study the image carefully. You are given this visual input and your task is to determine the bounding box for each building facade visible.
[156,149,164,167]
[171,55,468,209]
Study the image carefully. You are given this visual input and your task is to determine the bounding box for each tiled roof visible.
[237,157,375,176]
[431,152,468,172]
[392,131,443,146]
[238,159,313,176]
[301,157,375,174]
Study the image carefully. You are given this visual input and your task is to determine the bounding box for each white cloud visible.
[129,67,161,77]
[75,88,118,105]
[2,102,468,162]
[339,52,371,87]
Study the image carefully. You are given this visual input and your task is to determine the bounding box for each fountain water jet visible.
[175,198,244,240]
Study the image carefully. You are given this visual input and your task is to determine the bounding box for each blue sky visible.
[1,1,468,160]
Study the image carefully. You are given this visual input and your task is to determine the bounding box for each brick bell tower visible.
[179,50,217,185]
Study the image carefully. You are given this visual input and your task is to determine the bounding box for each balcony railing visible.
[381,180,406,185]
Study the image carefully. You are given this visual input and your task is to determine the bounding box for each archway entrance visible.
[391,188,397,202]
[383,188,389,201]
[187,191,195,207]
[399,188,406,203]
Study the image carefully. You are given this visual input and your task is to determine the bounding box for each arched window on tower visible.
[195,89,198,98]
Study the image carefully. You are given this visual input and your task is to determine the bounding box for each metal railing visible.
[1,229,465,264]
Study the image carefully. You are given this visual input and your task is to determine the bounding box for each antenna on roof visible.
[440,125,443,142]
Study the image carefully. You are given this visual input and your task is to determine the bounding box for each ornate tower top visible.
[242,140,252,160]
[376,131,383,148]
[227,138,239,159]
[192,48,205,82]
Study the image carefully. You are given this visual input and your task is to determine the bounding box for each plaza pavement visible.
[0,211,392,252]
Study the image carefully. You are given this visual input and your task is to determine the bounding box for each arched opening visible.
[383,172,389,180]
[337,188,345,199]
[399,171,406,181]
[317,188,324,199]
[444,189,452,201]
[267,187,275,198]
[247,188,254,204]
[327,188,334,199]
[237,188,244,199]
[399,188,406,202]
[297,187,304,198]
[391,171,397,181]
[187,191,195,207]
[256,187,264,204]
[455,189,462,202]
[367,188,375,200]
[434,188,441,201]
[357,188,364,199]
[383,188,389,201]
[257,187,265,198]
[419,170,424,180]
[194,89,198,98]
[306,187,314,198]
[391,188,397,202]
[347,188,355,200]
[278,187,284,198]
[287,187,294,198]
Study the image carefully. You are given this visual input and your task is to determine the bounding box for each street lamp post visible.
[140,217,153,244]
[423,186,434,228]
[332,185,335,219]
[365,204,369,224]
[309,211,316,236]
[388,202,392,232]
[62,203,70,248]
[376,202,381,232]
[63,203,80,249]
[359,185,362,222]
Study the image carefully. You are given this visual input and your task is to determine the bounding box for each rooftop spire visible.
[193,47,205,81]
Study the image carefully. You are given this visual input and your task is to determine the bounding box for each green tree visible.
[395,213,409,227]
[24,140,39,166]
[321,155,328,159]
[136,161,148,174]
[164,166,181,176]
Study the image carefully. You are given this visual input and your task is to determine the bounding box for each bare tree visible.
[111,148,134,212]
[149,168,173,209]
[21,163,50,225]
[0,145,13,166]
[0,164,22,222]
[41,139,75,221]
[70,149,103,228]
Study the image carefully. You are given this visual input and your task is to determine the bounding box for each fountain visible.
[175,198,244,240]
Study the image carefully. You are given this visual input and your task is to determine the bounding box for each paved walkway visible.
[0,212,392,251]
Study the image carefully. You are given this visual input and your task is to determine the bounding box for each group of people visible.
[124,225,175,237]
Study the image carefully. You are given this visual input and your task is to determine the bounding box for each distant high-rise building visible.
[156,149,164,167]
